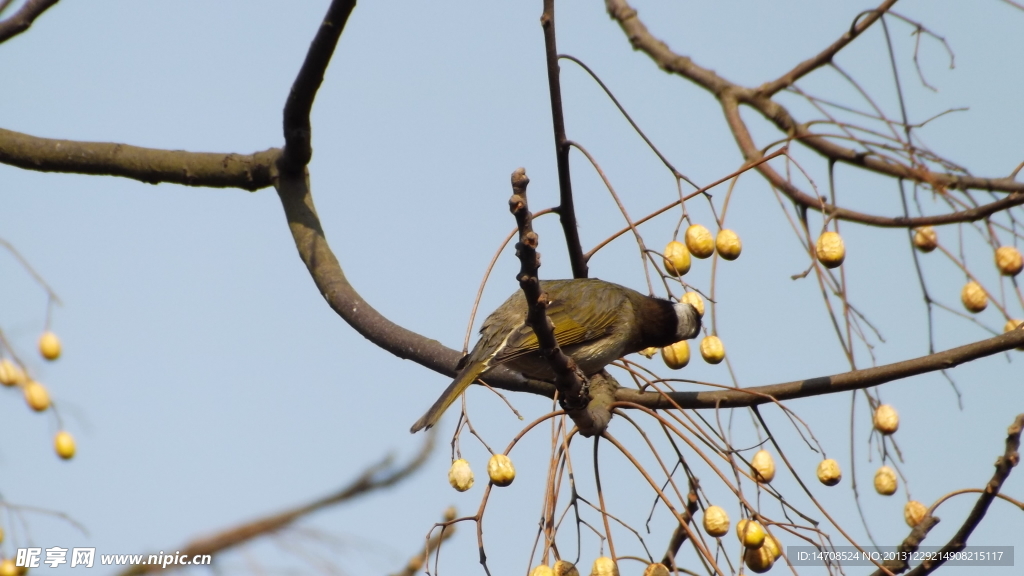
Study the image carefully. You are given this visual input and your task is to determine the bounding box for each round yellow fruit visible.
[0,526,4,543]
[960,281,987,313]
[661,340,690,370]
[553,560,579,576]
[874,466,898,496]
[715,229,742,260]
[699,336,725,364]
[448,459,474,492]
[38,331,61,361]
[816,459,842,486]
[0,358,26,387]
[995,246,1024,276]
[912,226,938,253]
[24,381,51,412]
[487,454,516,487]
[663,241,691,276]
[531,565,555,576]
[904,500,928,527]
[681,291,704,318]
[736,519,766,549]
[591,556,619,576]
[873,404,899,435]
[0,559,18,576]
[751,449,776,483]
[685,224,716,259]
[1004,319,1024,351]
[55,431,76,460]
[642,563,670,576]
[815,231,845,268]
[744,533,781,573]
[702,505,730,537]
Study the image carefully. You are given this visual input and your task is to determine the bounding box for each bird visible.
[410,278,702,432]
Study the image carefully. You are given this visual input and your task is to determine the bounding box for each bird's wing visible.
[490,291,621,365]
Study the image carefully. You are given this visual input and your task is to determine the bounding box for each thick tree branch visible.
[0,0,58,44]
[618,329,1024,410]
[0,128,278,190]
[541,0,588,279]
[280,0,356,172]
[605,0,1024,199]
[117,431,437,576]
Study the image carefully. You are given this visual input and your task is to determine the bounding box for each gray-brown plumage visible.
[410,279,701,432]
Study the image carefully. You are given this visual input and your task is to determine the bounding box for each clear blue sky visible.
[1,1,1022,574]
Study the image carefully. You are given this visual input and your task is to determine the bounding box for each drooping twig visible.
[540,0,588,279]
[0,0,58,44]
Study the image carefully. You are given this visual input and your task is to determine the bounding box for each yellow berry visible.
[912,226,938,253]
[24,381,51,412]
[904,500,928,527]
[661,341,690,370]
[873,404,899,435]
[960,281,987,313]
[702,505,730,537]
[553,561,579,576]
[38,331,61,361]
[0,359,26,387]
[0,559,17,576]
[736,519,766,549]
[685,225,715,259]
[0,526,4,543]
[816,459,842,486]
[590,556,618,576]
[874,466,898,496]
[55,431,76,460]
[996,246,1023,276]
[699,335,725,364]
[531,566,554,576]
[815,231,845,268]
[663,241,691,276]
[448,459,474,492]
[744,533,781,573]
[715,229,742,260]
[681,292,704,318]
[751,449,775,483]
[642,563,670,576]
[487,454,516,487]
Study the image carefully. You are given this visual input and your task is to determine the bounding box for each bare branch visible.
[541,0,588,279]
[116,430,437,576]
[0,0,58,44]
[757,0,899,97]
[0,127,278,191]
[280,0,356,172]
[508,168,602,435]
[618,329,1024,410]
[870,413,1024,575]
[605,0,1024,197]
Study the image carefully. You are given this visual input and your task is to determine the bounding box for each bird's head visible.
[671,301,702,340]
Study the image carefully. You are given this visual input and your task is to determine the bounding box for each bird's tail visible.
[409,362,489,433]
